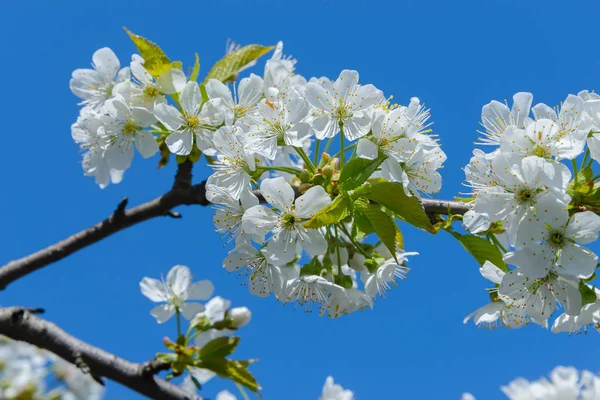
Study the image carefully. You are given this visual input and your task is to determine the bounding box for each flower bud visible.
[229,307,252,328]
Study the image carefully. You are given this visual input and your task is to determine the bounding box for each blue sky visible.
[2,0,600,399]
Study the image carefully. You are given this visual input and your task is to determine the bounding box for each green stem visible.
[591,174,600,182]
[334,225,342,274]
[332,143,357,159]
[323,137,334,154]
[258,166,303,175]
[488,233,507,254]
[339,123,345,167]
[582,148,590,169]
[572,159,579,185]
[295,147,317,173]
[338,223,369,257]
[235,383,250,400]
[314,140,321,166]
[176,309,182,338]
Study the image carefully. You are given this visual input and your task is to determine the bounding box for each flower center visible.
[532,144,550,158]
[186,116,200,129]
[143,85,159,99]
[333,103,352,123]
[548,230,565,248]
[122,120,141,136]
[281,212,298,228]
[515,188,534,205]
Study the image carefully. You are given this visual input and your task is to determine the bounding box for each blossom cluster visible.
[70,34,447,318]
[463,365,600,399]
[463,91,600,333]
[0,336,103,400]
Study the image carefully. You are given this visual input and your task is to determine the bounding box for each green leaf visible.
[352,206,375,240]
[205,44,274,83]
[198,359,262,396]
[190,53,200,81]
[450,232,508,271]
[304,193,352,229]
[356,203,398,261]
[579,281,597,306]
[199,337,240,360]
[353,181,435,233]
[339,154,387,191]
[124,27,171,77]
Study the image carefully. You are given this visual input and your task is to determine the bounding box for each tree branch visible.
[0,162,471,290]
[0,307,198,400]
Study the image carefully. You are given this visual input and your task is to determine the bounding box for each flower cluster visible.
[463,365,600,399]
[140,264,258,396]
[71,31,447,318]
[463,91,600,332]
[0,336,103,400]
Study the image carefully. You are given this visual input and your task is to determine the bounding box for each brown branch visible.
[0,307,199,400]
[0,162,470,290]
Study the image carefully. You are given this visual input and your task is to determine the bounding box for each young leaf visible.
[353,181,435,233]
[198,337,240,360]
[205,44,274,83]
[190,53,200,81]
[123,27,171,77]
[339,154,387,191]
[198,358,262,396]
[352,207,375,240]
[357,203,398,261]
[579,280,597,306]
[450,232,508,271]
[304,193,352,229]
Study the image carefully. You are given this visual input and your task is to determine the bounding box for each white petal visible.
[105,143,134,170]
[139,278,167,302]
[357,138,379,160]
[166,265,192,297]
[298,228,327,256]
[186,280,215,300]
[260,177,295,210]
[135,131,159,158]
[180,302,205,320]
[295,185,331,219]
[165,131,193,155]
[153,103,184,131]
[180,81,201,116]
[150,304,175,323]
[242,205,278,236]
[93,47,120,76]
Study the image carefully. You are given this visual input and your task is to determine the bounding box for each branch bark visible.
[0,161,471,290]
[0,307,199,400]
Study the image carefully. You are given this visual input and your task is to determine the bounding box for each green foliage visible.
[304,193,352,229]
[191,53,200,81]
[579,280,597,306]
[124,27,172,77]
[205,44,274,83]
[197,359,262,396]
[199,337,240,360]
[338,154,387,191]
[353,181,436,233]
[450,232,508,271]
[356,202,398,261]
[352,205,375,240]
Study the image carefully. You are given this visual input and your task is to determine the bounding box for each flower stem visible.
[324,137,334,154]
[582,148,590,169]
[572,159,579,186]
[295,147,317,173]
[332,143,357,159]
[334,225,342,274]
[257,166,303,175]
[235,383,250,400]
[339,123,345,167]
[176,309,182,338]
[488,233,507,254]
[338,223,369,257]
[314,139,321,166]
